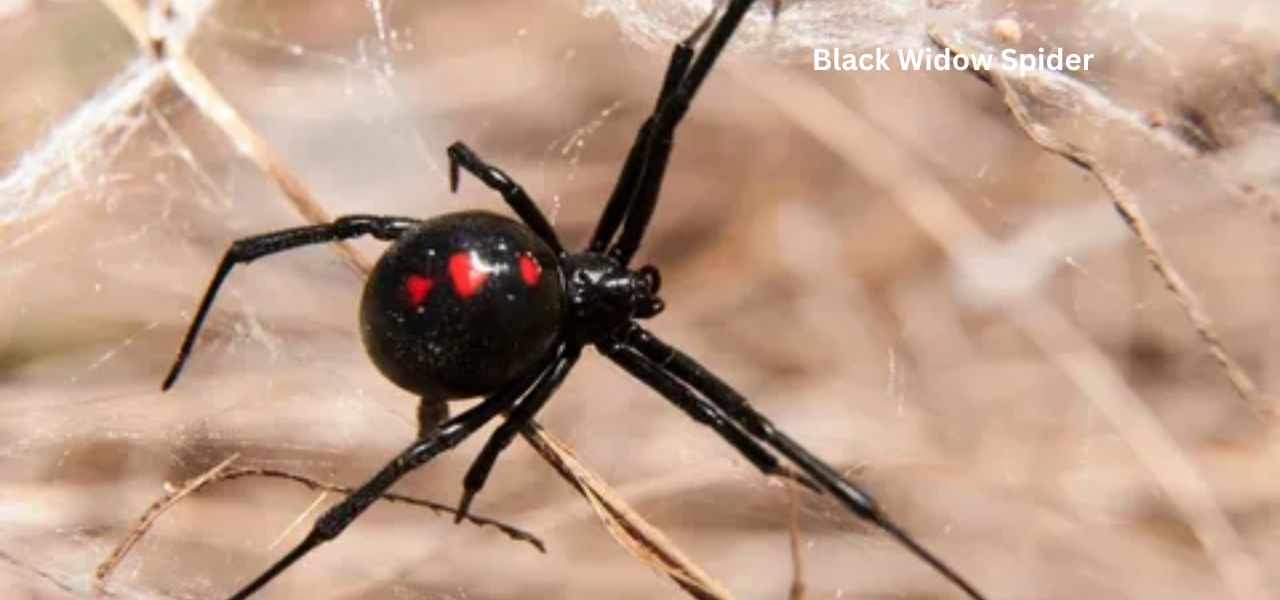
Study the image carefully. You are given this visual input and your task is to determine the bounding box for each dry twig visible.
[938,26,1280,223]
[93,454,546,592]
[218,467,546,550]
[94,453,241,591]
[930,28,1272,418]
[521,421,733,600]
[92,1,731,597]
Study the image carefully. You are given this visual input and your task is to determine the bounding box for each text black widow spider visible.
[161,2,989,598]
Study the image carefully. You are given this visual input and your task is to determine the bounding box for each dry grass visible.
[2,1,1279,599]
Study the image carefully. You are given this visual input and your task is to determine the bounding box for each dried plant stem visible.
[222,467,546,550]
[928,29,1270,418]
[95,1,728,597]
[521,421,733,600]
[94,453,240,591]
[935,27,1280,223]
[737,64,1271,600]
[100,0,367,273]
[94,454,547,592]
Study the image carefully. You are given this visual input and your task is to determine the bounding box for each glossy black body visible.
[361,211,562,399]
[562,253,662,345]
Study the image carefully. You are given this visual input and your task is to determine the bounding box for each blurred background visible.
[2,0,1279,598]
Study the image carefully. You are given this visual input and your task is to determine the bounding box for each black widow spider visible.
[161,2,989,598]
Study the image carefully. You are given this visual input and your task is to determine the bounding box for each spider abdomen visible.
[359,211,563,399]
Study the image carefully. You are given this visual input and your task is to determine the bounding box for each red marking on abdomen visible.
[449,252,489,299]
[404,274,434,306]
[518,254,542,287]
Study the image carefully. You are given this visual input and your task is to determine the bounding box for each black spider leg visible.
[600,342,820,491]
[447,142,565,256]
[453,343,582,522]
[161,215,421,391]
[597,0,759,265]
[588,9,715,252]
[618,326,990,600]
[226,362,552,600]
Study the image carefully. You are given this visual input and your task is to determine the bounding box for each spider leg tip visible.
[448,165,461,193]
[453,492,476,524]
[445,144,463,192]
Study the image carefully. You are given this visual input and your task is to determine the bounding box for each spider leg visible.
[454,343,582,522]
[588,9,715,252]
[598,337,818,490]
[225,369,544,600]
[161,215,420,391]
[446,142,565,255]
[618,325,989,600]
[606,0,760,265]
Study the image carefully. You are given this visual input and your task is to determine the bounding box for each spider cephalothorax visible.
[159,2,990,599]
[561,253,664,344]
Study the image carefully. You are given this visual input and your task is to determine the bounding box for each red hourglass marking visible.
[518,255,541,287]
[449,252,490,299]
[404,274,434,306]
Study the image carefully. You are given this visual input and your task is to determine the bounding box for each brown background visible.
[2,0,1279,599]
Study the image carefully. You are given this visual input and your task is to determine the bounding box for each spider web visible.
[2,1,1280,599]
